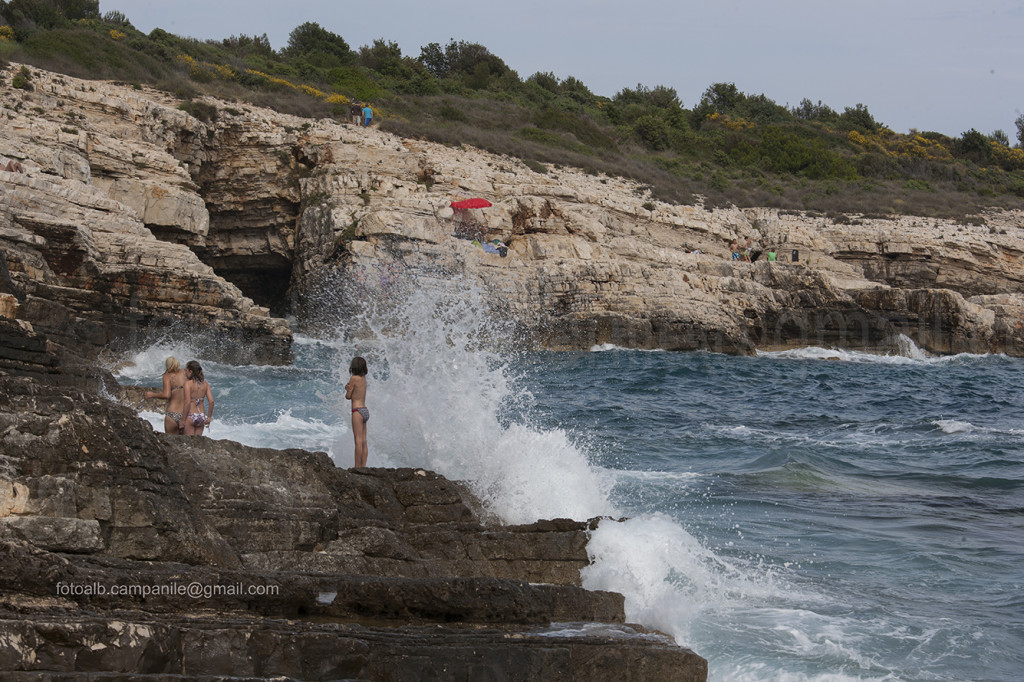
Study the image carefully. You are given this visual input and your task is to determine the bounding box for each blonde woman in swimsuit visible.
[145,356,188,434]
[345,356,369,468]
[183,360,214,436]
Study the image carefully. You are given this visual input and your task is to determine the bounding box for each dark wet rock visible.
[0,373,707,680]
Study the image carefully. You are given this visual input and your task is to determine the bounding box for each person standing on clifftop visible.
[350,102,362,127]
[345,356,369,468]
[362,104,373,128]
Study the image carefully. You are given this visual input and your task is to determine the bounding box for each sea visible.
[115,276,1024,682]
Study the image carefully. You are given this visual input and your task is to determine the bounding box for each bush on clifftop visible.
[1,0,1022,220]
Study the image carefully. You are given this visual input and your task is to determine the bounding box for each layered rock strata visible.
[2,62,1023,363]
[0,366,706,681]
[0,66,292,365]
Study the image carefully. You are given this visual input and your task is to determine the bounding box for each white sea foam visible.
[139,408,339,456]
[124,265,1002,681]
[318,275,616,523]
[581,514,789,645]
[758,335,995,366]
[311,269,877,677]
[934,419,976,434]
[112,341,202,381]
[590,343,665,353]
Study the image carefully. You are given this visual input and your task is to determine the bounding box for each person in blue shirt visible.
[362,104,373,127]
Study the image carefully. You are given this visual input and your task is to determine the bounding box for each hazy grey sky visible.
[101,0,1024,139]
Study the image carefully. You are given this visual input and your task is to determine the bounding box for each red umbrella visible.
[450,198,492,209]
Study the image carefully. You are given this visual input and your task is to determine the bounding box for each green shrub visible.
[20,28,169,82]
[438,101,468,122]
[12,64,31,89]
[178,99,218,123]
[282,21,352,68]
[635,114,670,151]
[838,103,881,132]
[2,8,1020,219]
[533,107,615,149]
[523,158,548,174]
[328,66,383,101]
[956,129,993,164]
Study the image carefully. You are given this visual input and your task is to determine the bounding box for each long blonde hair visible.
[165,356,181,373]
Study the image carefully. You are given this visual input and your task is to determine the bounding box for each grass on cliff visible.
[2,2,1023,222]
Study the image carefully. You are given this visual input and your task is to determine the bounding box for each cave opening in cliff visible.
[218,266,294,318]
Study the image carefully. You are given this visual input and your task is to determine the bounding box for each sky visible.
[100,0,1024,140]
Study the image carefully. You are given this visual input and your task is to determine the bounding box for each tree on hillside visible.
[607,84,688,151]
[0,0,98,37]
[692,82,743,121]
[957,128,993,164]
[418,39,510,87]
[691,82,790,126]
[222,33,274,59]
[792,98,839,123]
[559,76,595,106]
[614,83,682,110]
[838,103,881,132]
[282,21,353,69]
[357,39,438,95]
[526,72,596,108]
[101,9,130,27]
[1016,114,1024,148]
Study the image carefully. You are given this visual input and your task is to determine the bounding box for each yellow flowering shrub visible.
[173,58,353,110]
[245,69,295,91]
[708,112,754,130]
[177,55,236,83]
[300,84,325,98]
[245,69,352,107]
[991,142,1024,171]
[212,63,236,80]
[847,129,894,157]
[109,29,126,41]
[887,133,953,161]
[0,25,15,42]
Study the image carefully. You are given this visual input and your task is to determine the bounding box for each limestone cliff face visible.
[0,65,291,364]
[3,63,1023,359]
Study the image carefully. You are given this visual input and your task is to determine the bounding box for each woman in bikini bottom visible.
[352,407,369,423]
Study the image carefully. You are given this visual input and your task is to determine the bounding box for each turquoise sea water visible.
[119,282,1024,682]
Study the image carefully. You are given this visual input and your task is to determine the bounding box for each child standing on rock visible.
[345,356,369,467]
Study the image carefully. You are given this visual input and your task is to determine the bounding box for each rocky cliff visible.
[0,325,706,680]
[2,63,1022,361]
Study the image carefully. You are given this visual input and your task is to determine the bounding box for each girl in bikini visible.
[345,356,369,468]
[183,360,214,436]
[144,356,188,434]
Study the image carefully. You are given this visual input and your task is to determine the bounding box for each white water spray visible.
[319,269,616,523]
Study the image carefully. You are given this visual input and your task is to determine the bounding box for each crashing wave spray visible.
[314,259,615,524]
[313,258,797,671]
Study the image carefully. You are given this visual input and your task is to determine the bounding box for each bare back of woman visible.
[183,360,214,436]
[145,356,187,434]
